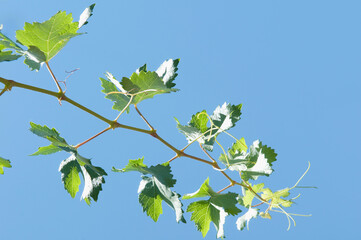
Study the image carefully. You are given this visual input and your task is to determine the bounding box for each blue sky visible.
[1,0,360,239]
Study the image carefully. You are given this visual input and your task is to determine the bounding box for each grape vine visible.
[0,4,312,238]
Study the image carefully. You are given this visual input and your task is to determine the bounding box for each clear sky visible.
[1,0,360,239]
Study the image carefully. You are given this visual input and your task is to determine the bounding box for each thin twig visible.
[134,104,154,130]
[199,143,217,163]
[74,126,112,149]
[168,155,178,163]
[217,183,233,193]
[45,62,63,93]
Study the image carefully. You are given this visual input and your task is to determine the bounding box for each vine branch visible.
[0,76,263,199]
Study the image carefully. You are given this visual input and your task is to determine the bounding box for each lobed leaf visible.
[219,140,277,181]
[0,26,41,70]
[113,158,185,223]
[30,122,106,204]
[177,103,242,151]
[0,156,11,175]
[59,153,106,203]
[100,59,180,112]
[183,178,241,238]
[261,188,293,208]
[238,182,264,208]
[16,11,81,62]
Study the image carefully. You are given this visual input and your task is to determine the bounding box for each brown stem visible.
[168,155,179,163]
[217,183,233,193]
[252,202,266,208]
[134,104,154,130]
[74,127,112,149]
[45,62,63,93]
[0,77,265,203]
[182,152,214,165]
[199,143,217,163]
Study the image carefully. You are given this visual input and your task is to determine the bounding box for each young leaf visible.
[16,11,81,62]
[261,188,293,208]
[238,183,264,208]
[219,140,277,181]
[177,103,242,151]
[183,178,241,238]
[0,156,11,175]
[236,208,259,231]
[78,4,96,28]
[113,158,185,223]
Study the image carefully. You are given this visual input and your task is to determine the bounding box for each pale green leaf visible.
[261,188,293,208]
[16,11,81,61]
[239,183,264,207]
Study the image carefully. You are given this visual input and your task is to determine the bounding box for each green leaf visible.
[113,158,185,223]
[59,155,81,198]
[30,122,106,204]
[30,144,63,156]
[16,11,81,62]
[1,25,46,70]
[78,4,96,28]
[219,140,277,181]
[177,103,242,151]
[238,183,264,207]
[101,59,180,112]
[236,208,259,231]
[0,156,11,175]
[100,74,131,112]
[0,45,21,61]
[0,25,22,62]
[183,178,241,238]
[59,153,107,203]
[121,71,174,104]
